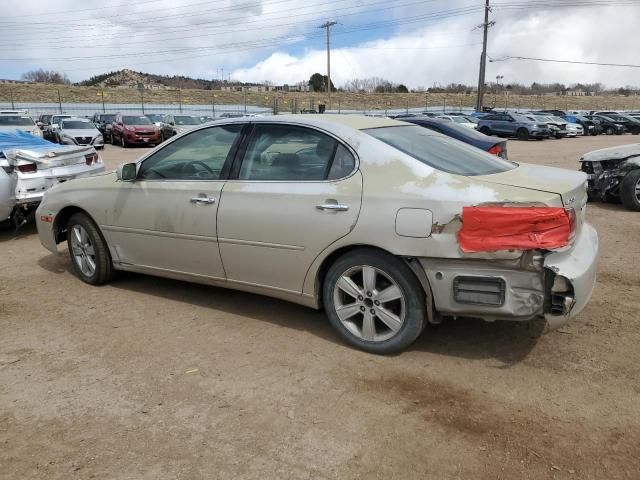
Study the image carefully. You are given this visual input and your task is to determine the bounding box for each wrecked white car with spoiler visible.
[35,116,597,354]
[580,143,640,211]
[0,129,104,229]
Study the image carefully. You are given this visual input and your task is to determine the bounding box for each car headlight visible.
[31,129,42,137]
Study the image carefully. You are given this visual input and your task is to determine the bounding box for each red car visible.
[111,113,161,147]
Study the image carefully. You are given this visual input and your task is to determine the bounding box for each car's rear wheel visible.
[66,213,115,285]
[516,128,529,140]
[323,249,426,354]
[111,134,116,145]
[479,126,491,135]
[620,170,640,211]
[120,134,127,148]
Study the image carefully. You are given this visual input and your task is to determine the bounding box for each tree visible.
[395,84,409,93]
[21,69,71,85]
[308,73,336,92]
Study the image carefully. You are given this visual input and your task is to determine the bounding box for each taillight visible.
[487,144,502,156]
[85,153,99,165]
[17,163,37,173]
[458,206,573,253]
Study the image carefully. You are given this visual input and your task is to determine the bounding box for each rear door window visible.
[237,124,355,181]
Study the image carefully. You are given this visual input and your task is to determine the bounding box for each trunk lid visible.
[475,162,588,228]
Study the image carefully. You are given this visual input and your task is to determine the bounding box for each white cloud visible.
[1,1,639,88]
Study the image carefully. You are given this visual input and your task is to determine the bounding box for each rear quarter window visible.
[364,125,515,176]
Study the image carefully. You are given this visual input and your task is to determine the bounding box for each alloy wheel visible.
[333,265,406,342]
[70,224,96,277]
[635,177,640,202]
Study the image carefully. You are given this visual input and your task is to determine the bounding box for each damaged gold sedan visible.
[36,115,598,354]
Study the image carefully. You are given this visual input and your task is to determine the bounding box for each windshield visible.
[465,116,479,123]
[0,115,35,126]
[100,114,116,122]
[364,125,515,176]
[40,114,52,122]
[62,120,94,130]
[174,115,201,125]
[145,114,164,122]
[52,116,71,124]
[123,116,152,125]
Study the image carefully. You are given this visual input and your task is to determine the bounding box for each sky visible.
[1,0,639,89]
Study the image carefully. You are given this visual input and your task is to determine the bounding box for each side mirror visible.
[116,163,137,181]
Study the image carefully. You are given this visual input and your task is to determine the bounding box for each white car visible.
[565,122,584,137]
[0,113,42,137]
[436,115,478,129]
[0,130,104,227]
[35,115,598,353]
[59,117,105,150]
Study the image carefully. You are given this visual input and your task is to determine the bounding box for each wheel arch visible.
[311,244,434,320]
[54,206,99,244]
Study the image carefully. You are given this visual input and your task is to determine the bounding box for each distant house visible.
[562,87,588,96]
[220,83,309,93]
[0,79,30,85]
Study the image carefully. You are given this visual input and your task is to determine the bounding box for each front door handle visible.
[316,203,349,212]
[190,194,216,204]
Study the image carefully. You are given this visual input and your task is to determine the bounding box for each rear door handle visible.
[316,203,349,212]
[190,195,216,204]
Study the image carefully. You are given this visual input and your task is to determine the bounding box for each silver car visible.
[59,117,105,150]
[35,116,598,353]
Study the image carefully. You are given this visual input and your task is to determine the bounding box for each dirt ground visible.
[1,132,639,480]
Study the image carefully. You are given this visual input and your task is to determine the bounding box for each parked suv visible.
[477,112,550,140]
[91,113,117,143]
[111,113,161,147]
[598,114,640,135]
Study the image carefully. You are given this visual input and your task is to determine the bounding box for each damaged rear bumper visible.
[543,223,598,329]
[416,223,598,329]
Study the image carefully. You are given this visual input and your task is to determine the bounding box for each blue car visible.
[396,116,508,159]
[476,112,551,140]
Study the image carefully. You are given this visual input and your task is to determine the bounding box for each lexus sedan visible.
[36,116,598,354]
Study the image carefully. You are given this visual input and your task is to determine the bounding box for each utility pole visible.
[319,21,337,110]
[475,0,492,112]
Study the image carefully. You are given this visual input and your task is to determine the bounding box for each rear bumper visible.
[543,223,599,329]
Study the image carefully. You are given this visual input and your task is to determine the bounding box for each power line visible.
[491,55,640,68]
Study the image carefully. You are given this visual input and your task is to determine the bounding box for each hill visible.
[77,69,226,90]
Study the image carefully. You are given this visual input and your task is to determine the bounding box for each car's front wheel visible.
[620,170,640,211]
[479,126,491,135]
[66,213,115,285]
[516,128,529,140]
[323,249,426,354]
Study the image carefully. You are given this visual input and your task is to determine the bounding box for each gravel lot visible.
[1,133,639,479]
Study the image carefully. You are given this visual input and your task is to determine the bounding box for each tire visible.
[620,169,640,211]
[121,134,127,148]
[322,248,426,354]
[479,126,491,135]
[111,133,116,145]
[66,213,115,285]
[516,128,529,140]
[606,127,614,135]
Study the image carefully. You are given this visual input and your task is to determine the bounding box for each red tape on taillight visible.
[458,206,572,253]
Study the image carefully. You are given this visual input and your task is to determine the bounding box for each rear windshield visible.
[145,114,164,122]
[62,120,94,130]
[364,125,515,176]
[100,114,116,122]
[123,116,152,125]
[0,115,35,126]
[174,115,201,125]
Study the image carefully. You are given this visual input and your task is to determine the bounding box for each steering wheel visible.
[181,160,214,177]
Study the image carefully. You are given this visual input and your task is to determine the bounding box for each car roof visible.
[243,114,407,130]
